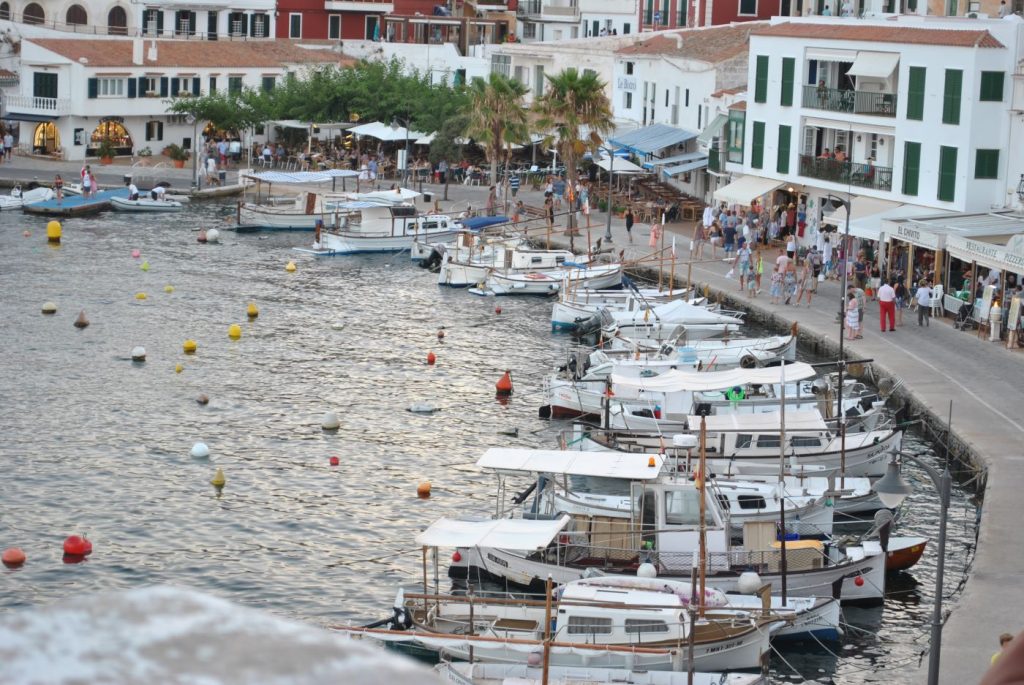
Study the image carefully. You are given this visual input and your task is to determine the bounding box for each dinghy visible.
[0,185,54,210]
[110,196,184,212]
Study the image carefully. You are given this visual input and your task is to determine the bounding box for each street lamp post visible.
[604,147,614,243]
[391,117,411,187]
[873,452,952,685]
[826,193,852,485]
[186,113,198,190]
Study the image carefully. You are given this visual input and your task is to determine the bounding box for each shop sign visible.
[948,233,1024,274]
[617,76,637,92]
[894,222,940,249]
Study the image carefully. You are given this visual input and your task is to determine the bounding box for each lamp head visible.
[872,457,913,509]
[828,196,848,211]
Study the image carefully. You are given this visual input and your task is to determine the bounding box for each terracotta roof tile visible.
[0,68,16,78]
[751,22,1004,48]
[711,86,745,98]
[28,39,347,68]
[616,23,768,63]
[729,100,747,110]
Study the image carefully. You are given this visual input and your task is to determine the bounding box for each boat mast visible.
[542,575,553,685]
[697,406,708,616]
[778,360,788,602]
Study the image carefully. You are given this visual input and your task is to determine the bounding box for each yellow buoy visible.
[210,467,226,488]
[247,303,259,319]
[285,261,297,273]
[140,261,150,272]
[228,324,242,340]
[41,302,57,314]
[164,285,175,294]
[135,292,147,300]
[46,220,62,244]
[175,363,184,374]
[183,339,197,354]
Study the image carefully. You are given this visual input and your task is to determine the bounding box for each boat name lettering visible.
[486,552,509,568]
[705,640,740,653]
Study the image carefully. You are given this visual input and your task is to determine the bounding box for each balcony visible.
[798,154,892,192]
[801,85,897,118]
[4,94,71,115]
[518,0,578,19]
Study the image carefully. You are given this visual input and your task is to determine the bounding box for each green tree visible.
[165,89,267,133]
[428,114,468,200]
[533,68,613,233]
[463,73,529,186]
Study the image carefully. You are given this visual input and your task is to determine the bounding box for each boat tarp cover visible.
[610,361,815,393]
[687,409,829,433]
[461,215,510,230]
[611,299,743,325]
[246,170,361,184]
[415,515,570,550]
[477,448,665,479]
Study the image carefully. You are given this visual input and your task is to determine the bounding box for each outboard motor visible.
[419,247,443,271]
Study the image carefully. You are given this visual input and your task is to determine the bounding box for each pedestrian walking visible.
[769,266,783,305]
[916,279,933,327]
[3,130,13,161]
[580,183,591,228]
[545,195,554,230]
[846,289,861,339]
[508,172,520,197]
[895,279,908,326]
[82,165,93,198]
[625,207,634,243]
[733,241,752,293]
[753,246,764,295]
[486,185,496,217]
[648,222,662,249]
[783,261,797,305]
[691,220,704,258]
[794,257,814,307]
[878,278,897,332]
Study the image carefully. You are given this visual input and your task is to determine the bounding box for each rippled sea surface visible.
[0,202,977,683]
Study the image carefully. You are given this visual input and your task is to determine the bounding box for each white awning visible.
[349,121,425,142]
[689,409,828,433]
[822,197,901,240]
[847,51,900,79]
[697,113,728,148]
[477,449,665,479]
[594,156,646,174]
[712,175,783,206]
[415,516,570,550]
[611,361,815,393]
[663,158,708,176]
[806,48,857,62]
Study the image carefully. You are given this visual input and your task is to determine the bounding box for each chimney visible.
[132,38,143,66]
[147,39,158,63]
[674,33,683,49]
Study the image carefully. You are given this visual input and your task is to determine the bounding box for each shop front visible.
[880,216,948,295]
[946,233,1024,336]
[87,118,134,157]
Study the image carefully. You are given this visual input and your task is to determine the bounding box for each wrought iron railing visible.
[798,154,893,192]
[801,85,897,118]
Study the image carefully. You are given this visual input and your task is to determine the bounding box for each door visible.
[207,11,218,40]
[365,16,379,40]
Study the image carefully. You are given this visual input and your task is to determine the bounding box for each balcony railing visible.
[801,85,897,118]
[798,154,893,192]
[4,94,71,115]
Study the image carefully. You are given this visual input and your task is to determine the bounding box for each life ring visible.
[739,354,757,369]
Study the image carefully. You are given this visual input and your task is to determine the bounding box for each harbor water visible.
[0,203,978,683]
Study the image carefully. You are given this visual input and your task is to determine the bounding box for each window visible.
[665,489,715,526]
[261,76,275,92]
[567,616,612,635]
[737,494,768,510]
[228,11,246,36]
[534,64,544,98]
[626,62,634,76]
[328,15,341,40]
[906,66,925,121]
[938,145,957,202]
[776,124,791,174]
[175,10,196,35]
[513,66,525,85]
[751,120,765,169]
[736,433,752,448]
[144,77,159,96]
[252,13,268,38]
[727,110,745,164]
[209,76,217,94]
[780,57,794,107]
[522,22,535,39]
[625,619,669,633]
[665,89,669,107]
[228,76,242,95]
[289,12,302,38]
[790,436,822,447]
[739,0,757,12]
[144,121,163,142]
[903,141,921,196]
[99,78,123,97]
[975,149,999,179]
[172,77,191,96]
[979,71,1005,102]
[756,434,781,448]
[491,54,511,78]
[624,91,633,109]
[0,2,9,20]
[942,69,962,125]
[66,4,87,25]
[107,6,127,34]
[754,55,768,104]
[623,22,631,34]
[23,2,43,24]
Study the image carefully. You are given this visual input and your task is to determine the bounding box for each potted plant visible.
[137,146,152,157]
[165,143,189,169]
[95,137,117,165]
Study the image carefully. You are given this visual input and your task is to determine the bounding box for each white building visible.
[716,16,1024,245]
[516,0,640,43]
[5,38,339,161]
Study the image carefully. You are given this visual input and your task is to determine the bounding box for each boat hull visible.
[316,229,463,255]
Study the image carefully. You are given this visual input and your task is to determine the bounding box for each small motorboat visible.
[110,196,184,212]
[0,184,54,210]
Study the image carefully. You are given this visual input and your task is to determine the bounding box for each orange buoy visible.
[2,547,26,567]
[496,370,513,395]
[329,456,340,466]
[63,535,91,556]
[426,351,436,365]
[417,481,432,498]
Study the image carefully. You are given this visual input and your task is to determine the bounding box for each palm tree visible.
[463,73,529,187]
[533,68,613,234]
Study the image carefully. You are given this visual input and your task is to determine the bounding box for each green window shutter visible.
[777,124,791,174]
[87,78,97,99]
[937,146,958,202]
[138,76,147,95]
[902,142,921,196]
[751,121,765,169]
[979,71,1005,102]
[906,67,925,121]
[754,55,768,104]
[974,149,999,179]
[127,78,136,98]
[160,76,168,97]
[942,69,962,125]
[780,57,794,107]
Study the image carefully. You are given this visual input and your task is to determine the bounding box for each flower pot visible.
[100,156,113,165]
[173,159,185,169]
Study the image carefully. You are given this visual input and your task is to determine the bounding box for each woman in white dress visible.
[846,293,860,339]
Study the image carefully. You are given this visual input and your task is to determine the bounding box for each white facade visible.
[738,16,1024,218]
[578,0,641,38]
[342,39,491,86]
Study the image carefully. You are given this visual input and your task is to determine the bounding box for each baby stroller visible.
[953,301,975,331]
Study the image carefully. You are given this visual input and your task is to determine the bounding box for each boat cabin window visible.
[756,435,781,448]
[737,494,767,510]
[625,619,669,633]
[567,616,613,635]
[391,206,416,218]
[555,256,566,264]
[664,489,714,526]
[735,434,753,448]
[422,221,439,230]
[531,256,543,264]
[790,436,822,447]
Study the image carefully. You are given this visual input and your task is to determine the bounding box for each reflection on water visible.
[0,204,976,682]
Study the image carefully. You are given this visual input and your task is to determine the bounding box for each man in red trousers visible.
[878,277,897,332]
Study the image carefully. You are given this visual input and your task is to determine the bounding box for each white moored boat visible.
[436,242,578,288]
[110,196,184,212]
[478,263,623,296]
[436,662,768,685]
[0,185,53,210]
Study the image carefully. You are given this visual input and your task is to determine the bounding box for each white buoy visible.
[636,562,657,578]
[407,402,439,414]
[131,346,146,362]
[737,571,762,594]
[190,442,210,459]
[206,228,221,244]
[321,412,340,430]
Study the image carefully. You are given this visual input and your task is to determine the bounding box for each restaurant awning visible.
[609,123,698,155]
[696,113,728,148]
[646,151,705,168]
[712,175,783,206]
[415,515,570,550]
[477,448,665,479]
[349,121,425,142]
[847,51,900,79]
[663,157,708,176]
[822,196,901,240]
[2,112,58,122]
[593,156,645,174]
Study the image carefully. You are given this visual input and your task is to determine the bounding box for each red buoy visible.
[495,370,514,395]
[2,547,26,567]
[494,306,502,315]
[329,456,340,466]
[854,576,865,587]
[452,550,462,562]
[426,351,436,365]
[63,535,90,556]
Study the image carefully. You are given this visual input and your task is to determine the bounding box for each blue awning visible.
[645,151,707,169]
[609,123,698,156]
[662,158,709,176]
